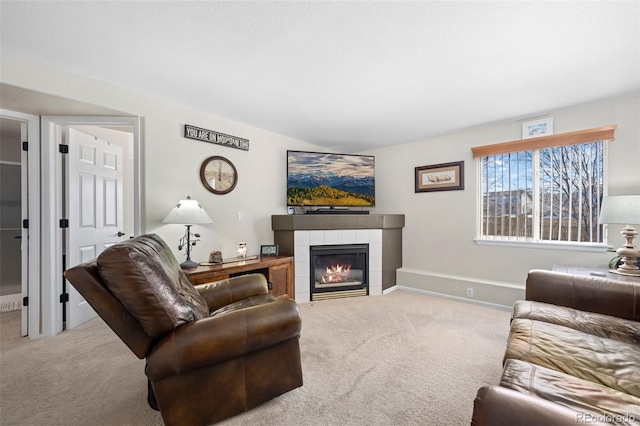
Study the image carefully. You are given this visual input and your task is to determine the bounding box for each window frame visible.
[472,125,616,252]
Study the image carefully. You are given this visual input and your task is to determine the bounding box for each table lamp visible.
[598,195,640,276]
[163,196,213,268]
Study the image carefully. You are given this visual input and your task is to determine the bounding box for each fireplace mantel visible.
[272,214,404,302]
[272,214,405,231]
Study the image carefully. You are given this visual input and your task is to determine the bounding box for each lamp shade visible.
[598,195,640,225]
[162,196,213,225]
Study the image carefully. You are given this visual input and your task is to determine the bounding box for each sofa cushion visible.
[500,359,640,424]
[512,300,640,345]
[505,318,640,398]
[97,234,209,338]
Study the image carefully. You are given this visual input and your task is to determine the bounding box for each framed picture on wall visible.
[522,118,553,139]
[415,161,464,193]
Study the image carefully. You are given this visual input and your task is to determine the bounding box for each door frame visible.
[0,110,40,338]
[40,116,141,338]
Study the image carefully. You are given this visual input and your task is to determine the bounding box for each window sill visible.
[474,238,611,253]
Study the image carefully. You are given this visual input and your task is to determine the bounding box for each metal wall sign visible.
[184,124,249,151]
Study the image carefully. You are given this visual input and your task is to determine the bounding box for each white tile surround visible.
[293,229,383,302]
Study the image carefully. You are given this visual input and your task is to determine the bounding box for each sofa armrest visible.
[195,273,269,313]
[471,385,607,426]
[525,269,640,321]
[145,298,301,381]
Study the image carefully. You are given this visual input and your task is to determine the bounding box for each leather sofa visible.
[472,269,640,426]
[64,234,303,426]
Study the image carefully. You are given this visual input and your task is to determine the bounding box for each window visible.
[471,125,616,246]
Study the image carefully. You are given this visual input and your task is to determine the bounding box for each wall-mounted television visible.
[287,150,375,207]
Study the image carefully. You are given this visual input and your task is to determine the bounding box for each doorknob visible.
[117,231,125,237]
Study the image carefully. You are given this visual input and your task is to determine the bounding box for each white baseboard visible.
[394,285,513,311]
[395,268,524,309]
[382,285,399,295]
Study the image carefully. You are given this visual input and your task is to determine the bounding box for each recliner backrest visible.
[96,234,209,338]
[64,261,153,358]
[64,234,209,358]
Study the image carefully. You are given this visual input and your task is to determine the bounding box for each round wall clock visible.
[200,156,238,194]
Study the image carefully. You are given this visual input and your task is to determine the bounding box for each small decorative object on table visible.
[208,250,223,265]
[237,242,247,258]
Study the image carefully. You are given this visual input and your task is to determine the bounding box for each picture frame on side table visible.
[415,161,464,193]
[522,118,553,139]
[260,244,279,256]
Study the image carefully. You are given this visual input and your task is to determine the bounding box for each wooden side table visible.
[184,255,295,299]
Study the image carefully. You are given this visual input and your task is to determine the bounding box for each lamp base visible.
[610,248,640,277]
[609,255,640,276]
[180,259,199,269]
[609,225,640,276]
[609,268,640,277]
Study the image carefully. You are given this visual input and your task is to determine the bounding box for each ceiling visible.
[1,1,638,153]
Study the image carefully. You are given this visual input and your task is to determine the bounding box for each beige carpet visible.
[0,290,511,425]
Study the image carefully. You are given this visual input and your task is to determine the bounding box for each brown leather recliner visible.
[64,234,303,426]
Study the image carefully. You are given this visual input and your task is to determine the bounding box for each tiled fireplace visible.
[272,214,405,302]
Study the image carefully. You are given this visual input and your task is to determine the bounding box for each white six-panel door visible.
[66,127,124,329]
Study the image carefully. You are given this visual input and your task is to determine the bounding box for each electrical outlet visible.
[466,287,474,298]
[237,211,244,221]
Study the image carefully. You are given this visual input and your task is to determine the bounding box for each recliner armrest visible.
[195,273,269,313]
[525,269,640,321]
[145,298,301,382]
[471,385,607,426]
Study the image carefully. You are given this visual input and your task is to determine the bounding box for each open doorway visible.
[1,85,142,339]
[0,111,39,341]
[0,118,22,313]
[40,116,141,337]
[0,112,140,340]
[0,159,22,338]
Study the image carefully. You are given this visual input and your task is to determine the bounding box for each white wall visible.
[1,52,320,263]
[367,95,640,307]
[3,52,638,308]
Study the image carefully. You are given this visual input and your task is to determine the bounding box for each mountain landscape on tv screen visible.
[287,172,375,206]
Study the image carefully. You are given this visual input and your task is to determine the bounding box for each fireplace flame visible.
[320,264,352,283]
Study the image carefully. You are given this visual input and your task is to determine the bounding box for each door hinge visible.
[59,219,69,228]
[23,219,29,229]
[60,293,69,303]
[22,141,28,151]
[23,297,28,306]
[59,144,69,154]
